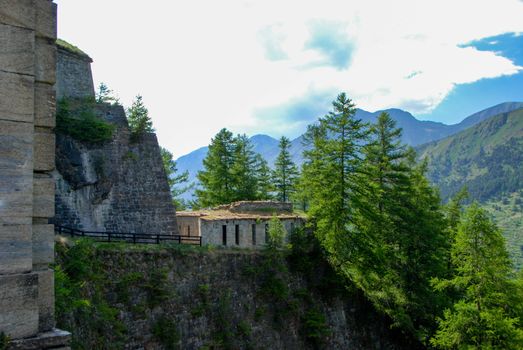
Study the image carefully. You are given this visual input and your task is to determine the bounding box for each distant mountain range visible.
[176,102,523,201]
[418,107,523,268]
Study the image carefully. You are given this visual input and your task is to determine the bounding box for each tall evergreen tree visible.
[231,134,258,201]
[196,128,236,207]
[431,204,523,349]
[127,95,154,140]
[300,92,369,264]
[160,147,191,209]
[272,136,299,202]
[254,154,273,200]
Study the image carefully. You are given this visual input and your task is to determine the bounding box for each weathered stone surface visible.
[54,105,179,235]
[0,224,32,274]
[34,37,56,84]
[36,269,54,331]
[0,114,33,223]
[34,131,55,172]
[32,224,53,267]
[0,273,38,339]
[34,82,56,127]
[8,328,71,350]
[33,174,54,218]
[56,47,95,100]
[0,23,34,75]
[0,70,34,122]
[0,0,34,30]
[35,0,57,39]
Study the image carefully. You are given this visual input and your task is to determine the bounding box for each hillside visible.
[176,103,523,201]
[418,108,523,267]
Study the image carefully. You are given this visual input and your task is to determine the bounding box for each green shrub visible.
[56,97,114,143]
[152,316,180,350]
[302,308,331,346]
[0,332,9,350]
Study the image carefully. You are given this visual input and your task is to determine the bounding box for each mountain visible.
[418,108,523,268]
[176,102,523,201]
[417,108,523,202]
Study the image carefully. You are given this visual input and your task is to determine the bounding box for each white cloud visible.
[55,0,523,157]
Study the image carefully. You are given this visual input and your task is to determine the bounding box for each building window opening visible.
[235,224,240,245]
[222,225,227,245]
[252,224,256,245]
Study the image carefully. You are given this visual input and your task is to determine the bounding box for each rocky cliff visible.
[53,103,178,235]
[53,44,178,235]
[55,238,423,350]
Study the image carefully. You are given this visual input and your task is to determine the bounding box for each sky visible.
[55,0,523,158]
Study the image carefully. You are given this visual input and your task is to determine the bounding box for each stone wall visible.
[53,104,179,235]
[55,44,94,100]
[56,244,423,350]
[228,200,293,213]
[0,1,70,348]
[200,217,302,248]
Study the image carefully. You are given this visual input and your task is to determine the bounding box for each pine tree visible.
[300,92,369,265]
[272,136,299,202]
[127,95,154,141]
[230,134,258,201]
[95,82,119,105]
[254,154,273,200]
[431,203,523,349]
[196,128,236,207]
[160,147,191,210]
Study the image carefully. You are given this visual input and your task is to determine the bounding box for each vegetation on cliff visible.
[56,97,115,143]
[54,233,418,349]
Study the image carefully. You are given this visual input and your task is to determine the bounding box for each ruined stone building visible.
[177,201,305,248]
[52,41,179,235]
[0,1,70,348]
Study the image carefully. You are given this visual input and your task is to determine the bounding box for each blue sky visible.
[55,0,523,157]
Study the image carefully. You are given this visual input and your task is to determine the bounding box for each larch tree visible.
[254,154,274,200]
[272,136,299,202]
[431,203,523,349]
[196,128,236,207]
[160,147,191,210]
[231,134,258,201]
[127,95,154,141]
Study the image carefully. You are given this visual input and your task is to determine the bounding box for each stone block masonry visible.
[0,1,70,348]
[54,104,179,235]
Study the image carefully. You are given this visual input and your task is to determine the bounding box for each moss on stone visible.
[56,39,91,60]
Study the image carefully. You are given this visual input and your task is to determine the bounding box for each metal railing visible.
[55,225,201,246]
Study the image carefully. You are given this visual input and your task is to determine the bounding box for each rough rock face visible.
[58,246,423,350]
[53,104,179,235]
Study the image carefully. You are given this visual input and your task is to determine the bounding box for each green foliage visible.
[54,238,127,349]
[255,154,274,200]
[160,147,191,209]
[56,97,115,143]
[144,269,170,308]
[302,308,331,346]
[96,82,120,105]
[431,204,523,349]
[56,38,90,58]
[196,129,271,207]
[127,95,154,142]
[0,332,10,350]
[272,136,299,202]
[152,316,180,350]
[266,216,286,251]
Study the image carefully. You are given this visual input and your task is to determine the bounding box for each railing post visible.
[108,232,111,242]
[178,236,181,244]
[199,237,202,247]
[156,234,160,244]
[133,233,136,244]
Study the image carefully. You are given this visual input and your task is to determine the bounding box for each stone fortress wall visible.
[53,46,179,235]
[0,1,70,348]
